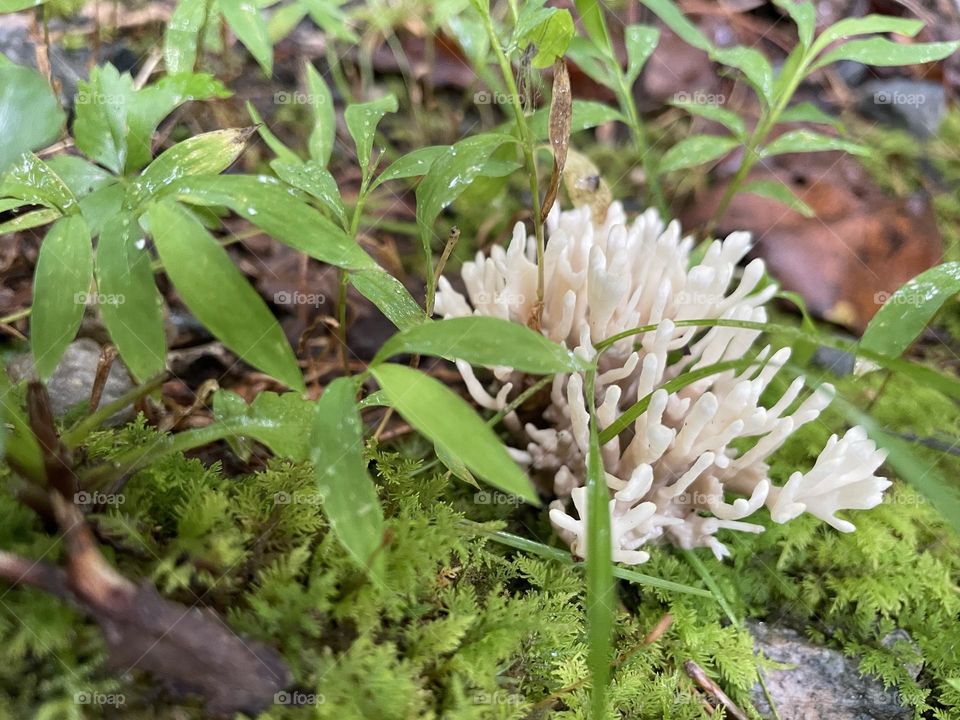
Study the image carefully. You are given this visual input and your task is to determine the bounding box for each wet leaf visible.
[147,200,304,391]
[220,0,274,75]
[371,364,538,503]
[778,101,844,130]
[350,270,425,331]
[373,145,450,189]
[31,216,92,379]
[710,46,774,105]
[306,62,335,166]
[375,316,589,372]
[860,262,960,358]
[0,152,78,213]
[625,24,660,83]
[670,100,746,139]
[0,64,64,175]
[271,159,348,227]
[658,134,738,172]
[73,64,134,174]
[164,0,208,74]
[762,129,868,157]
[815,38,960,70]
[311,377,385,581]
[96,213,166,382]
[773,0,815,48]
[345,94,398,179]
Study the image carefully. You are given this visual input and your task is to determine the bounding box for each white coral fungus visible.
[435,203,891,563]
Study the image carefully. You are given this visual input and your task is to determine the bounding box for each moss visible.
[1,379,959,719]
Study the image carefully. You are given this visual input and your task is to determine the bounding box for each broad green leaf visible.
[164,0,208,74]
[638,0,713,51]
[625,25,660,84]
[565,37,616,87]
[31,215,93,379]
[170,174,376,270]
[0,64,64,175]
[126,73,232,172]
[670,100,746,139]
[128,127,254,205]
[311,377,385,580]
[773,0,815,48]
[812,15,923,55]
[815,38,960,70]
[778,101,844,130]
[371,364,538,503]
[147,200,304,391]
[573,0,612,53]
[415,133,517,244]
[710,46,774,104]
[44,155,115,197]
[585,372,614,719]
[220,0,274,75]
[78,182,124,237]
[345,94,398,178]
[372,145,450,189]
[96,214,166,382]
[0,207,60,234]
[523,9,575,69]
[742,179,814,217]
[246,100,301,164]
[375,316,589,373]
[350,270,426,331]
[271,159,348,227]
[213,389,315,460]
[861,262,960,358]
[0,152,78,213]
[305,62,336,166]
[73,64,134,174]
[762,129,868,156]
[658,134,739,172]
[529,100,625,140]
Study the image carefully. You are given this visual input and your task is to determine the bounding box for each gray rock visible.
[749,620,910,720]
[7,338,134,424]
[856,79,947,139]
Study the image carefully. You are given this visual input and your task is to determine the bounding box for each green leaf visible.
[762,129,868,156]
[128,127,254,206]
[73,64,134,174]
[345,94,398,178]
[814,38,960,70]
[350,270,426,331]
[372,145,450,189]
[78,182,124,237]
[164,0,208,74]
[658,134,739,172]
[773,0,815,48]
[528,100,625,140]
[742,179,814,217]
[0,152,78,213]
[415,133,517,245]
[213,389,315,460]
[573,0,612,52]
[778,101,844,130]
[147,200,304,391]
[267,2,307,42]
[126,73,232,172]
[0,369,44,485]
[375,316,589,373]
[371,364,538,503]
[96,214,166,382]
[670,100,746,139]
[523,9,575,69]
[860,262,960,358]
[220,0,274,75]
[710,46,774,105]
[625,25,660,84]
[246,100,301,164]
[271,159,348,227]
[812,15,923,55]
[0,207,60,234]
[638,0,713,51]
[44,155,115,197]
[305,62,336,166]
[0,64,64,175]
[310,377,385,580]
[584,372,614,718]
[30,215,93,379]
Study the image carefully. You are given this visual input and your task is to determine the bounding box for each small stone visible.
[749,620,910,720]
[856,79,946,139]
[7,338,134,425]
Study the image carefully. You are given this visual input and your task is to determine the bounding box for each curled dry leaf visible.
[541,58,572,224]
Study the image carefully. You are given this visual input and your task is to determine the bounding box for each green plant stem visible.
[61,372,167,449]
[614,75,668,217]
[479,8,547,320]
